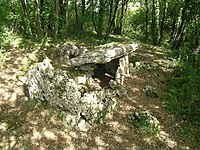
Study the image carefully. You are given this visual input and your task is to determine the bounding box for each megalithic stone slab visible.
[70,43,138,67]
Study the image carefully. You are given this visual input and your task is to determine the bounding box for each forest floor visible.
[0,42,198,150]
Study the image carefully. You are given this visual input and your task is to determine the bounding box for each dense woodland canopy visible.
[1,0,199,51]
[0,0,200,148]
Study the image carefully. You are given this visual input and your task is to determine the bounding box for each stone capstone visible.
[70,43,138,67]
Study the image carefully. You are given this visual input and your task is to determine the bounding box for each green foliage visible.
[164,63,200,123]
[127,111,160,136]
[126,7,146,39]
[164,60,200,146]
[0,28,22,48]
[0,49,10,68]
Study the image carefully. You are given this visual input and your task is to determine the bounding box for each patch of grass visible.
[127,111,160,136]
[0,28,22,48]
[164,62,200,146]
[0,48,10,67]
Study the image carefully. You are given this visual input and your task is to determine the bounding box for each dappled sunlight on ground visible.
[0,45,194,149]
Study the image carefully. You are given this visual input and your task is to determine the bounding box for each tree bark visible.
[74,0,79,30]
[34,0,43,41]
[20,0,32,35]
[106,0,120,35]
[151,0,157,45]
[97,0,105,37]
[169,2,180,43]
[119,0,128,35]
[91,0,98,33]
[158,0,168,44]
[81,0,86,30]
[145,0,148,41]
[172,7,186,48]
[54,0,59,39]
[59,0,68,35]
[106,0,113,35]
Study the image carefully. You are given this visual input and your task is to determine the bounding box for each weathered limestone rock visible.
[116,55,130,85]
[142,85,159,98]
[27,58,82,114]
[70,43,138,67]
[133,61,159,70]
[26,58,118,129]
[59,43,88,59]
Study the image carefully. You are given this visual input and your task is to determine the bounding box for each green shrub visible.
[164,64,200,124]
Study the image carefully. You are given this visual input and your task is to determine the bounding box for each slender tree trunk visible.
[172,7,186,48]
[119,0,128,35]
[151,0,157,45]
[59,0,68,35]
[54,0,59,39]
[40,0,45,32]
[106,0,113,35]
[64,0,69,35]
[74,0,79,30]
[156,0,160,41]
[91,0,98,33]
[34,0,43,41]
[169,3,180,42]
[97,0,104,37]
[81,0,86,30]
[174,25,186,49]
[158,0,168,44]
[194,13,199,47]
[106,0,120,35]
[20,0,32,35]
[145,0,148,41]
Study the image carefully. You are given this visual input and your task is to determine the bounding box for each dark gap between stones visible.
[92,58,119,87]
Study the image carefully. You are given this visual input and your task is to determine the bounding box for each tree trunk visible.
[118,0,128,35]
[106,0,113,35]
[81,0,86,30]
[172,7,186,48]
[194,11,199,47]
[158,0,168,44]
[74,0,79,30]
[34,0,43,41]
[64,0,69,35]
[151,0,157,45]
[145,0,148,41]
[59,0,68,35]
[169,3,180,43]
[20,0,32,35]
[40,0,45,32]
[97,0,105,37]
[54,0,59,39]
[106,0,120,35]
[156,0,160,42]
[91,0,98,33]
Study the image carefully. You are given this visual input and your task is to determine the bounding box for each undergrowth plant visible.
[164,64,200,123]
[164,60,200,145]
[127,111,160,136]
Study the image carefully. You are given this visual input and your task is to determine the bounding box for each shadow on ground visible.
[0,44,196,150]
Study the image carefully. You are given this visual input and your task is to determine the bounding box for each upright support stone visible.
[116,55,130,85]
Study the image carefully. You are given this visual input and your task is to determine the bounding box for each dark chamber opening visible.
[92,58,119,87]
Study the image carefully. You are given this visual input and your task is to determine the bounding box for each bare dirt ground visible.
[0,46,197,150]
